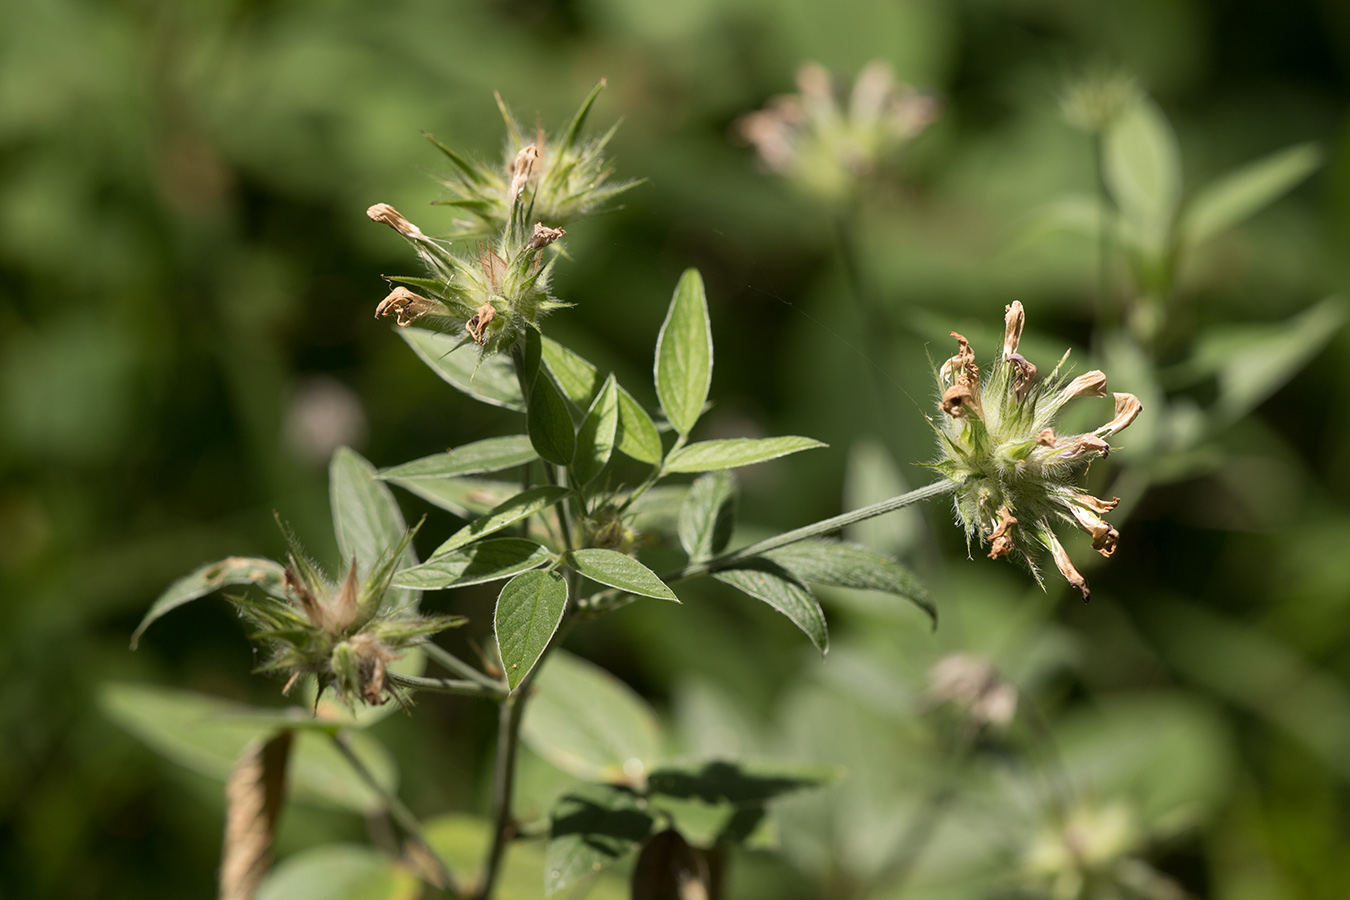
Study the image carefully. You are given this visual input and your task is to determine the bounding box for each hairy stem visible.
[389,672,508,700]
[663,478,957,581]
[421,641,505,691]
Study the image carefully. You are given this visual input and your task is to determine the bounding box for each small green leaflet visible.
[495,570,569,692]
[664,436,825,473]
[432,486,570,556]
[654,269,712,437]
[567,548,679,602]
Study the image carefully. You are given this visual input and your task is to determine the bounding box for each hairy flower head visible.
[931,302,1141,601]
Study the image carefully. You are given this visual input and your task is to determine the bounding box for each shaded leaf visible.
[384,476,519,520]
[664,436,825,473]
[433,485,569,556]
[1104,96,1181,251]
[528,369,577,466]
[713,561,828,654]
[654,269,712,436]
[567,548,679,602]
[547,783,653,896]
[573,376,620,487]
[1182,142,1321,247]
[131,557,285,650]
[764,540,934,624]
[645,758,842,806]
[678,471,737,562]
[255,844,416,900]
[376,436,537,480]
[400,327,524,411]
[616,386,663,465]
[395,539,553,590]
[495,570,569,692]
[330,447,417,610]
[521,651,662,783]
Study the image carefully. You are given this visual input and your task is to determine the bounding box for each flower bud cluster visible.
[931,302,1141,600]
[736,60,938,203]
[230,520,462,708]
[367,84,635,358]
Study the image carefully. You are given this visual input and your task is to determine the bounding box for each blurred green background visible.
[3,0,1349,897]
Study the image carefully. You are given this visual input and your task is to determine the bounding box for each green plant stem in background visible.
[666,478,957,582]
[330,732,457,892]
[421,642,506,692]
[388,672,508,700]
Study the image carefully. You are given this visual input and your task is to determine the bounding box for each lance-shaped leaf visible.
[331,447,417,611]
[654,269,712,437]
[131,557,286,649]
[678,471,737,562]
[377,436,537,480]
[395,539,553,590]
[433,485,570,556]
[542,336,604,408]
[714,560,828,654]
[572,375,620,487]
[528,369,577,466]
[495,570,569,692]
[400,328,525,411]
[384,476,520,520]
[1104,95,1181,255]
[664,436,824,474]
[1181,142,1321,248]
[616,386,663,465]
[521,650,662,783]
[764,540,934,624]
[547,783,653,896]
[567,548,679,603]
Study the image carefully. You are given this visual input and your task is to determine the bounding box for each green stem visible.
[330,732,457,893]
[663,479,957,581]
[421,641,505,691]
[389,672,508,701]
[619,432,687,514]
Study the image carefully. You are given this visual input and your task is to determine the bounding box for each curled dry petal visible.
[375,286,435,327]
[509,144,539,202]
[1047,532,1091,602]
[465,303,496,344]
[941,332,980,389]
[940,384,977,418]
[1010,353,1038,400]
[528,222,566,250]
[1055,433,1111,460]
[366,203,428,241]
[1067,505,1120,557]
[1036,428,1057,446]
[1097,392,1143,437]
[1067,490,1119,516]
[1003,301,1025,359]
[988,505,1017,559]
[1058,370,1109,404]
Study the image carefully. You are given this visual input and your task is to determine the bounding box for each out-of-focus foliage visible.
[3,0,1349,898]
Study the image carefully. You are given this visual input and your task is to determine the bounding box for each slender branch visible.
[421,641,504,691]
[330,732,458,894]
[662,479,957,581]
[389,672,508,700]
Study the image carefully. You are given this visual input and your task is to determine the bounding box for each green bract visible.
[931,301,1142,600]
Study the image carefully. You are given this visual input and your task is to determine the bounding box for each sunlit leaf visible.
[654,269,712,437]
[616,386,663,465]
[1104,95,1181,253]
[714,561,828,653]
[433,486,569,556]
[130,557,285,650]
[400,327,524,411]
[572,375,620,487]
[520,651,662,783]
[376,436,537,480]
[1182,142,1321,248]
[542,336,603,407]
[395,539,553,590]
[256,844,415,900]
[566,548,678,602]
[764,539,934,624]
[678,471,737,562]
[384,476,520,520]
[495,570,568,692]
[528,369,577,466]
[663,436,824,473]
[331,447,417,609]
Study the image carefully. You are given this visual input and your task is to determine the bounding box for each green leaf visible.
[678,471,737,563]
[615,386,663,465]
[646,758,842,806]
[547,783,653,896]
[495,570,569,692]
[395,539,553,590]
[130,557,285,649]
[764,540,934,624]
[527,369,577,466]
[555,79,607,156]
[713,561,828,654]
[400,327,524,411]
[330,447,416,610]
[433,485,570,556]
[376,435,537,480]
[384,476,519,520]
[257,844,415,900]
[654,269,712,436]
[664,436,825,473]
[100,684,397,813]
[424,131,492,185]
[520,650,662,783]
[1104,95,1181,252]
[1182,142,1321,248]
[542,336,603,407]
[566,548,679,603]
[572,375,620,487]
[1191,296,1347,424]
